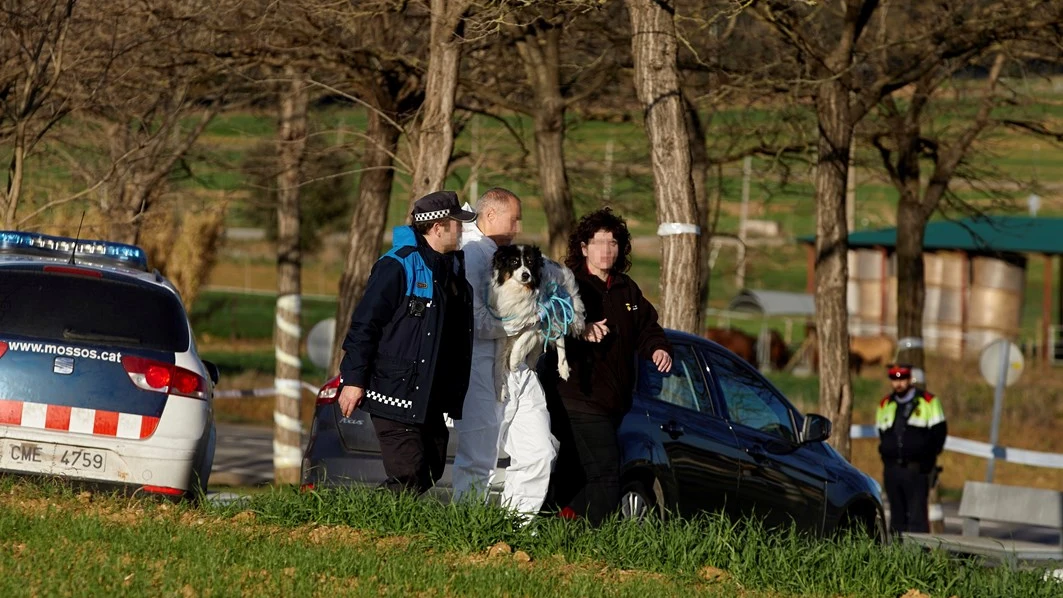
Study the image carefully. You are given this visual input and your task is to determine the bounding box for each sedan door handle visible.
[661,421,685,438]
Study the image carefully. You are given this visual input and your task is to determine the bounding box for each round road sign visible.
[306,318,336,370]
[978,339,1024,388]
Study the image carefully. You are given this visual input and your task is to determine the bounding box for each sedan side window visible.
[637,344,712,414]
[707,352,797,443]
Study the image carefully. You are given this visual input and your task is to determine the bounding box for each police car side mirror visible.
[203,360,220,386]
[801,414,832,444]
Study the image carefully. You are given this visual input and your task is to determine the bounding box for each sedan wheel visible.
[619,481,655,521]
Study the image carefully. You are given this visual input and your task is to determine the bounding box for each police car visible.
[0,231,217,499]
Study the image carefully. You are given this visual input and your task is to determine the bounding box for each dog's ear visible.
[492,246,513,286]
[527,245,543,280]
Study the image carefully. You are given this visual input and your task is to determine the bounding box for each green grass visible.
[199,349,327,383]
[190,290,338,341]
[0,487,700,597]
[2,480,1058,598]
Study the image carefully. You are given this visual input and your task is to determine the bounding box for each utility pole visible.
[846,141,856,231]
[736,156,751,289]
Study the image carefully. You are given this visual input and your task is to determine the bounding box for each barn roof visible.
[728,289,816,317]
[799,215,1063,255]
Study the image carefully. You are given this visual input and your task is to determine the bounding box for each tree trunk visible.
[107,189,148,244]
[889,54,1005,378]
[329,110,402,374]
[274,72,308,486]
[408,0,467,204]
[814,79,854,460]
[3,126,26,229]
[519,21,575,261]
[685,96,711,327]
[625,0,700,334]
[895,197,927,371]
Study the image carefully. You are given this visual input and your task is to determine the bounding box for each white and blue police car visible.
[0,231,217,499]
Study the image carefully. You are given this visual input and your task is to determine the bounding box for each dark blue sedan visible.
[302,330,885,538]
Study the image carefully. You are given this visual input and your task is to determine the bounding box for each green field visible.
[2,480,1060,598]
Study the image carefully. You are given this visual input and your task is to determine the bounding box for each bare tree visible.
[40,0,230,244]
[330,105,419,374]
[274,70,309,485]
[867,2,1063,372]
[513,12,576,259]
[751,0,876,458]
[408,0,473,203]
[625,0,700,333]
[754,0,1063,458]
[872,54,1007,372]
[318,6,428,374]
[0,0,80,227]
[95,90,222,245]
[465,4,613,259]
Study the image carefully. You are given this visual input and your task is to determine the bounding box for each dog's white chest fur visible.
[487,245,586,401]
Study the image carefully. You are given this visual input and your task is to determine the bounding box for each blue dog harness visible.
[486,279,578,349]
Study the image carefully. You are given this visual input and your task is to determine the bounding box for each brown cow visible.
[704,327,757,366]
[850,335,896,370]
[766,329,791,371]
[805,323,888,375]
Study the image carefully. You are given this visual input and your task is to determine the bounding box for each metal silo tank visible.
[922,252,943,352]
[966,255,1025,356]
[852,248,884,336]
[935,251,967,359]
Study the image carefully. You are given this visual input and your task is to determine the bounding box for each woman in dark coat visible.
[546,208,672,525]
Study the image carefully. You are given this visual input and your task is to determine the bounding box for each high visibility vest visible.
[876,391,945,431]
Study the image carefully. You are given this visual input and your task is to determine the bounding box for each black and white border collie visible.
[489,244,586,401]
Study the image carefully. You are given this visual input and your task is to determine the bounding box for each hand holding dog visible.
[582,319,609,342]
[338,385,365,418]
[652,349,672,373]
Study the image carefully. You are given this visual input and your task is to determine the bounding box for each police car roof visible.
[0,253,178,294]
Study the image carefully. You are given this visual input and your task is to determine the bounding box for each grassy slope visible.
[1,480,1059,598]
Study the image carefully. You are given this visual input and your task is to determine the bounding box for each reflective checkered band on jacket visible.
[366,390,412,409]
[413,209,448,222]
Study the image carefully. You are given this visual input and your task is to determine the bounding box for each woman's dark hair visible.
[564,207,632,274]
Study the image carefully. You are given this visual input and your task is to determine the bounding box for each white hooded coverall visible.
[452,217,559,518]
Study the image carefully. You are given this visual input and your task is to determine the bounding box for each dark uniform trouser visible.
[550,409,622,527]
[883,461,930,533]
[372,408,449,495]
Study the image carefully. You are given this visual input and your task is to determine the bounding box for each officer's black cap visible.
[411,191,476,223]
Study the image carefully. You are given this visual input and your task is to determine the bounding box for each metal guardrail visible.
[851,424,1063,469]
[214,381,321,399]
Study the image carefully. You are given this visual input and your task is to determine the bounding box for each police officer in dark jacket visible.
[337,191,475,494]
[875,363,947,533]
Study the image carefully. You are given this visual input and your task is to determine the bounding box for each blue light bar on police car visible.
[0,230,149,271]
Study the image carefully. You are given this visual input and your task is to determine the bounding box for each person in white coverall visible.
[452,187,559,520]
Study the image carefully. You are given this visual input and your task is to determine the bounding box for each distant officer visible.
[876,363,947,533]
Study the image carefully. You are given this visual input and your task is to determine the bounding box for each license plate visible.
[0,441,107,472]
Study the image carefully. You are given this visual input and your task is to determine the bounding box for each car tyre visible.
[619,480,657,521]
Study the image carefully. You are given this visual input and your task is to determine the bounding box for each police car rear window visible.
[0,270,189,352]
